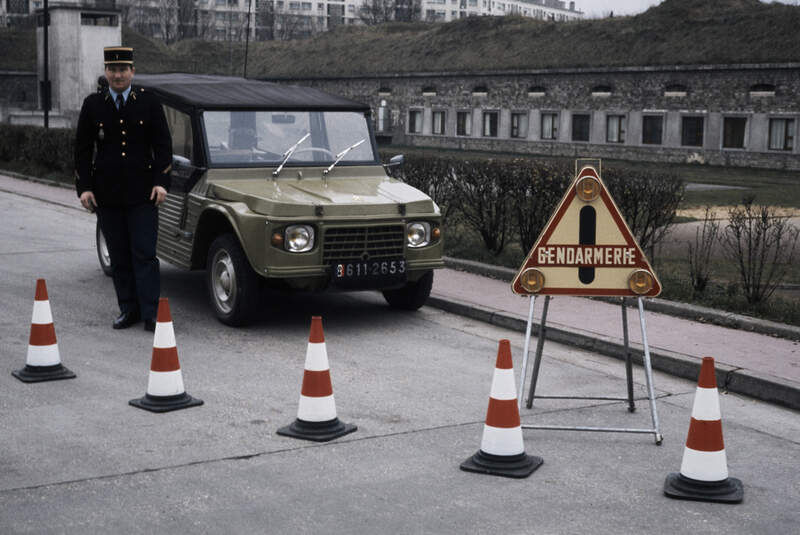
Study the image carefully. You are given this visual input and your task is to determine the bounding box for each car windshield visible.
[203,110,376,166]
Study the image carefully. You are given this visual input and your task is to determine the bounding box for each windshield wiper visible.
[272,132,310,178]
[323,139,366,176]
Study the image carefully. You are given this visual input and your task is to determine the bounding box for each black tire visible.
[382,270,434,311]
[96,221,113,277]
[206,233,261,326]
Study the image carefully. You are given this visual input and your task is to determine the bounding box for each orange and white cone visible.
[664,356,743,503]
[129,298,203,413]
[13,279,75,383]
[277,316,356,442]
[460,340,542,478]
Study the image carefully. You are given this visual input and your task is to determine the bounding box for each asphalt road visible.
[1,190,799,534]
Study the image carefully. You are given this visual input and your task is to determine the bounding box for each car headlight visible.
[406,221,431,248]
[285,225,314,252]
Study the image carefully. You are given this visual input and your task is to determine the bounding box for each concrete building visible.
[421,0,581,23]
[273,62,800,170]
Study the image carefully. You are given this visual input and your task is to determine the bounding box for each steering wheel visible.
[290,147,335,159]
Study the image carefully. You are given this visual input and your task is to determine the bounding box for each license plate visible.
[332,259,407,288]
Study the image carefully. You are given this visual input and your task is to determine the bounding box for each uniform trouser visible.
[96,203,160,320]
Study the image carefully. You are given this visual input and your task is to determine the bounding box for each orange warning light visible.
[576,175,601,202]
[628,269,655,295]
[520,268,545,293]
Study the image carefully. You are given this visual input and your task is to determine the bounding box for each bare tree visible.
[394,0,422,22]
[255,0,276,40]
[359,0,397,24]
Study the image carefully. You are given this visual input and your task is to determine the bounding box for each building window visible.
[665,84,688,98]
[750,83,776,98]
[722,117,747,149]
[528,86,546,98]
[642,115,663,145]
[591,85,612,98]
[472,86,488,97]
[572,113,590,142]
[456,111,472,136]
[408,110,423,134]
[606,115,625,143]
[541,112,558,140]
[482,111,499,137]
[768,118,795,151]
[682,116,704,147]
[432,111,446,135]
[510,112,528,138]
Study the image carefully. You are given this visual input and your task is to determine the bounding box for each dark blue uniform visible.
[74,85,172,322]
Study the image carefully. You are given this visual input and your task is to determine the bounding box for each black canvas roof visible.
[134,73,369,112]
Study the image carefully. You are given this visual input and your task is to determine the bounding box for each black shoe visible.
[144,319,156,332]
[113,310,141,330]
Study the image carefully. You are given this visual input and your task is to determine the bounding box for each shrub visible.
[603,168,685,261]
[509,161,571,253]
[687,206,720,296]
[721,196,800,304]
[0,124,75,175]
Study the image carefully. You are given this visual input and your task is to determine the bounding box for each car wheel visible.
[382,270,434,311]
[96,222,113,277]
[206,233,261,326]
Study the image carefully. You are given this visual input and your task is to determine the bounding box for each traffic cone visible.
[129,298,203,413]
[277,316,356,442]
[664,357,743,503]
[13,279,76,383]
[460,340,543,478]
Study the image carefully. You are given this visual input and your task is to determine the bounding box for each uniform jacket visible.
[74,84,172,206]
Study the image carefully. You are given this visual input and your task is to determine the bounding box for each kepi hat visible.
[104,46,133,65]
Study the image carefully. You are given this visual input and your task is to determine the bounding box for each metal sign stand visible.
[517,295,663,445]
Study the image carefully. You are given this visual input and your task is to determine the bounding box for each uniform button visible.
[148,165,152,169]
[122,131,126,135]
[120,119,123,124]
[122,141,126,146]
[122,152,126,157]
[139,120,144,125]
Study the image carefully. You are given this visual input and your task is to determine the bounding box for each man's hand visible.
[79,191,97,212]
[150,185,167,206]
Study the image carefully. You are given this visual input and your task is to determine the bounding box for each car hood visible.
[207,168,436,218]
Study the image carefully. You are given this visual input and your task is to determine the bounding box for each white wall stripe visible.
[680,447,728,482]
[153,322,176,349]
[489,368,518,400]
[147,369,186,397]
[31,301,53,325]
[297,394,337,422]
[480,425,525,456]
[304,343,330,372]
[26,344,61,367]
[691,387,722,421]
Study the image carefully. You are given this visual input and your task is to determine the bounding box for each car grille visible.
[323,225,405,263]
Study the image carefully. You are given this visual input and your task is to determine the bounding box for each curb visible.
[427,294,800,412]
[443,256,800,342]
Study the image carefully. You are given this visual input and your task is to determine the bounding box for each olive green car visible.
[96,74,444,325]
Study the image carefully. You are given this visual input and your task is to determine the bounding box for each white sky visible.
[576,0,795,18]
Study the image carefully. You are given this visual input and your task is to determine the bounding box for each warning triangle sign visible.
[512,165,661,297]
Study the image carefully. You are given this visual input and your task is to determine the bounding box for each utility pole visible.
[42,0,50,128]
[244,0,252,78]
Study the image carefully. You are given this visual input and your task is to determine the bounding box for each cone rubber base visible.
[460,450,543,479]
[129,392,204,413]
[664,473,743,504]
[12,364,76,383]
[277,417,357,442]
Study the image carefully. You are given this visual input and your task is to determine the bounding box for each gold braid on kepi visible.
[104,47,133,65]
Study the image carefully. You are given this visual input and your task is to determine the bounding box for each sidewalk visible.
[2,171,799,410]
[430,267,800,410]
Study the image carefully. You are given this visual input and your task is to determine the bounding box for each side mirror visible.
[383,154,404,169]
